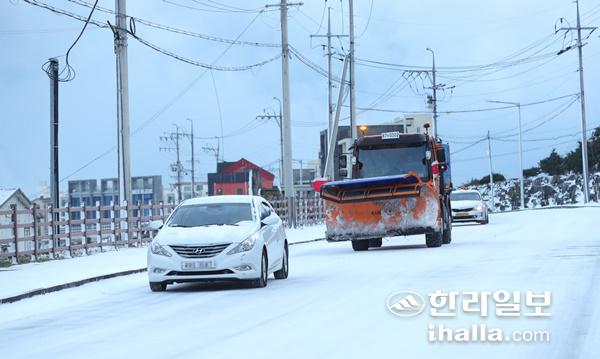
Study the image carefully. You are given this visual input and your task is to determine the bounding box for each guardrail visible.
[0,202,176,262]
[0,196,327,264]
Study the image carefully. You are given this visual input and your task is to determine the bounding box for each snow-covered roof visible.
[0,189,17,207]
[0,188,31,208]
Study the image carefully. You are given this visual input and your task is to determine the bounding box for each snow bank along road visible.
[1,207,599,359]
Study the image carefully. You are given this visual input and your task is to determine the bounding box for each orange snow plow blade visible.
[321,173,441,241]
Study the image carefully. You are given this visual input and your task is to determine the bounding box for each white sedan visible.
[147,195,288,291]
[450,190,489,224]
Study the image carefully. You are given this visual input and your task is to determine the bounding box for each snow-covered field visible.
[1,208,599,358]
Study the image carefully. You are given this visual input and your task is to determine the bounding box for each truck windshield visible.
[356,144,429,180]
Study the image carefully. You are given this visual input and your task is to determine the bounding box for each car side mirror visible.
[261,215,278,226]
[149,220,163,230]
[437,148,446,163]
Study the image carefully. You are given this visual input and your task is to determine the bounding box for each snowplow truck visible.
[320,130,452,251]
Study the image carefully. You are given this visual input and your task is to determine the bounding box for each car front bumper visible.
[147,244,262,284]
[452,209,485,222]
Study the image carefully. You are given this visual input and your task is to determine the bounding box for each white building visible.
[0,188,33,255]
[389,113,434,135]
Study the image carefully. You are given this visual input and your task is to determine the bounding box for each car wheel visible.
[368,238,383,248]
[274,242,289,279]
[426,231,443,248]
[351,239,369,251]
[149,282,166,292]
[251,249,268,288]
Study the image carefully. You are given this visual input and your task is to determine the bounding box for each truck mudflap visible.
[321,173,441,241]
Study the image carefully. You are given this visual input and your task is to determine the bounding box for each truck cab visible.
[320,129,452,251]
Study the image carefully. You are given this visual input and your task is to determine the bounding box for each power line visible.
[57,5,267,182]
[67,0,280,47]
[161,0,270,14]
[451,137,488,156]
[42,0,98,82]
[128,22,282,71]
[356,0,373,37]
[353,93,579,114]
[452,137,592,164]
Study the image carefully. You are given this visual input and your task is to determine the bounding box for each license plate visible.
[456,212,469,217]
[181,261,216,270]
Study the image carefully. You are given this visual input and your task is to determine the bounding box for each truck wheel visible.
[442,210,452,244]
[426,231,443,248]
[351,240,369,251]
[441,201,452,245]
[442,228,452,244]
[368,238,382,248]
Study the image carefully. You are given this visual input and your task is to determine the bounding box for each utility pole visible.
[176,128,182,201]
[487,100,525,209]
[426,48,438,138]
[405,50,452,137]
[310,8,348,141]
[160,126,187,202]
[256,104,283,187]
[266,0,302,226]
[114,0,131,206]
[555,0,596,203]
[487,130,495,212]
[49,58,59,213]
[348,0,357,142]
[324,55,350,178]
[202,142,220,167]
[187,119,196,198]
[274,97,284,188]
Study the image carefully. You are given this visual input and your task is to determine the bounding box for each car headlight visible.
[150,242,172,257]
[475,205,483,211]
[227,232,259,255]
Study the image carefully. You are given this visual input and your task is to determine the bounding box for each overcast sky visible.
[1,0,599,198]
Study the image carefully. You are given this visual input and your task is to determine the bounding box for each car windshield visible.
[356,144,429,180]
[167,203,253,227]
[451,192,481,201]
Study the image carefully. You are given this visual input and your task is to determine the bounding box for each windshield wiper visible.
[169,224,194,228]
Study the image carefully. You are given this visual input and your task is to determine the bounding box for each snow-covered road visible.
[1,208,599,359]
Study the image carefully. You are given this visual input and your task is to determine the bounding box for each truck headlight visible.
[227,232,259,255]
[151,242,172,257]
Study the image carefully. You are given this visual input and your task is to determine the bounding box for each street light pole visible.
[488,100,525,209]
[426,48,437,138]
[487,130,495,211]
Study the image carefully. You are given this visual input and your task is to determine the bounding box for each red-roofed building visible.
[207,158,275,196]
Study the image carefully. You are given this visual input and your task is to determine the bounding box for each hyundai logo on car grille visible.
[170,244,231,258]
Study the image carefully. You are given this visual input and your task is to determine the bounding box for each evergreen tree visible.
[539,149,564,175]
